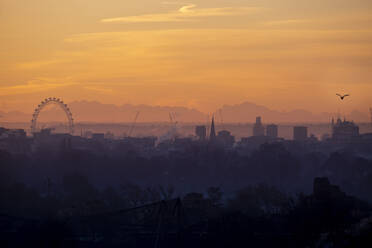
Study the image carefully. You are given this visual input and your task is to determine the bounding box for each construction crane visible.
[169,113,173,124]
[128,111,140,137]
[370,107,372,126]
[169,112,178,127]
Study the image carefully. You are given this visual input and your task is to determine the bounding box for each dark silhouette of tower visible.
[266,124,278,138]
[210,116,216,140]
[195,125,206,140]
[253,116,265,136]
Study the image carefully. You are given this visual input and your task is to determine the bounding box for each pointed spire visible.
[210,115,216,140]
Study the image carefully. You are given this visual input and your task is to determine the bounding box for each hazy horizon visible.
[0,99,371,123]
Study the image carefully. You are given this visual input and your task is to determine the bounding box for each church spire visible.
[210,115,216,140]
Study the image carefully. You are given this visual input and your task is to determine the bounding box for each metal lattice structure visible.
[31,97,74,135]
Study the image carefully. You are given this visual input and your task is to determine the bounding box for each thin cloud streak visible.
[84,86,115,94]
[101,5,262,23]
[0,79,77,96]
[17,59,70,70]
[179,4,196,13]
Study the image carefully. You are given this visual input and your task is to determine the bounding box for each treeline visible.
[1,143,372,247]
[0,175,371,247]
[1,143,372,201]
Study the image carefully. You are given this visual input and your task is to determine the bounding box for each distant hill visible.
[0,101,369,123]
[67,101,207,123]
[0,101,207,123]
[0,110,30,122]
[218,102,326,123]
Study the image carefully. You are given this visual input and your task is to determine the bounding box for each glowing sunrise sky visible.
[1,0,372,114]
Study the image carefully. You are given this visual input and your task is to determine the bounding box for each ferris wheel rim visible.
[30,97,74,135]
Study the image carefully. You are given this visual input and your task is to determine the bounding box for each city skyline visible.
[1,0,372,114]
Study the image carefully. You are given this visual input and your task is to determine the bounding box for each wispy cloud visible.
[264,19,311,27]
[83,86,114,94]
[0,78,76,96]
[178,4,196,14]
[161,1,189,5]
[17,59,70,70]
[101,4,261,23]
[262,12,372,30]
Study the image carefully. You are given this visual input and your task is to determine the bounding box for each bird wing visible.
[344,94,350,97]
[336,94,341,97]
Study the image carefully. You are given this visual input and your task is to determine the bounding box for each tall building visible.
[210,116,216,140]
[332,118,359,141]
[266,124,278,138]
[293,126,308,141]
[195,125,206,140]
[253,116,265,136]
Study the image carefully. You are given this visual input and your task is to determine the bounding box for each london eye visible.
[30,97,74,135]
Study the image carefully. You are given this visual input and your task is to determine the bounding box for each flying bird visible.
[336,94,350,100]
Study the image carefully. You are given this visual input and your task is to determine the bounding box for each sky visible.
[1,0,372,115]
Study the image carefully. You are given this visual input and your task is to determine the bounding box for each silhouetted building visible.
[0,127,7,136]
[293,126,308,141]
[210,116,216,140]
[33,128,53,139]
[123,136,157,147]
[266,124,278,138]
[83,130,93,138]
[217,130,235,148]
[308,134,319,142]
[313,177,346,199]
[360,133,372,141]
[332,118,359,141]
[61,137,72,151]
[0,127,30,153]
[195,125,206,140]
[173,137,194,150]
[105,131,115,140]
[13,129,26,138]
[32,129,73,153]
[253,116,265,136]
[120,136,157,154]
[92,133,105,140]
[0,128,26,139]
[321,133,331,141]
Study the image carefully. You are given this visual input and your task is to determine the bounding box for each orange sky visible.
[1,0,372,114]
